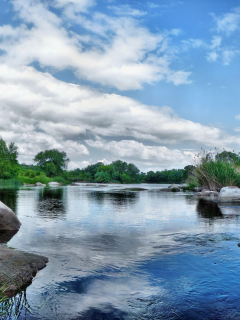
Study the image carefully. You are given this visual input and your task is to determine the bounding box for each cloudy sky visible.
[1,0,240,171]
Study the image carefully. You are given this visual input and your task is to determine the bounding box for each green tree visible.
[94,171,111,183]
[45,162,57,177]
[33,149,69,176]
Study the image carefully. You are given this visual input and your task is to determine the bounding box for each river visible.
[1,183,240,319]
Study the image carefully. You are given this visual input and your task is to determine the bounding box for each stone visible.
[97,184,108,187]
[85,184,97,186]
[23,184,35,187]
[48,182,60,187]
[218,187,240,203]
[0,201,21,231]
[124,188,148,191]
[195,190,219,201]
[160,187,180,192]
[35,182,46,187]
[0,245,48,296]
[194,187,201,192]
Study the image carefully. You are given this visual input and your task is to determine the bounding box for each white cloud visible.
[213,7,240,35]
[0,64,238,160]
[86,139,194,169]
[0,0,191,90]
[207,51,219,62]
[108,5,147,17]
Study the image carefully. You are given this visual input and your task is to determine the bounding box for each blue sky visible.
[1,0,240,171]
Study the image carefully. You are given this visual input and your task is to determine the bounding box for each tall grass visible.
[193,149,240,191]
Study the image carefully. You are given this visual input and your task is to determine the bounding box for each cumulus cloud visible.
[0,64,239,167]
[86,139,194,169]
[0,0,191,90]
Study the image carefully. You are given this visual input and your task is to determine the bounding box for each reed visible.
[193,149,240,191]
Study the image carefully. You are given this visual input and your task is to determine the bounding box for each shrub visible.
[193,149,240,191]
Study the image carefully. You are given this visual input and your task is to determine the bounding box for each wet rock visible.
[195,190,219,201]
[0,201,21,231]
[70,183,79,186]
[160,187,180,192]
[85,184,97,186]
[0,245,48,296]
[124,188,148,191]
[219,206,240,215]
[23,184,35,187]
[0,230,18,243]
[218,186,240,203]
[97,184,108,187]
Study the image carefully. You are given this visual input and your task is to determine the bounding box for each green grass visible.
[195,160,240,191]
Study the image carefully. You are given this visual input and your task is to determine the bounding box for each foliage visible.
[0,139,19,179]
[193,149,240,191]
[145,169,185,183]
[33,149,69,176]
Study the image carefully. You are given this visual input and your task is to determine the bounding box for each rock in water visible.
[0,201,21,231]
[0,246,48,295]
[218,186,240,203]
[48,182,60,186]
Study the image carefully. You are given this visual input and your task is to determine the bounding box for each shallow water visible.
[1,184,240,319]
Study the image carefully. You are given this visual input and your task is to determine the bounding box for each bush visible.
[193,149,240,191]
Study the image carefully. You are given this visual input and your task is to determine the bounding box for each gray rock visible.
[35,182,46,187]
[160,187,180,192]
[195,190,219,201]
[168,184,180,189]
[218,186,240,203]
[194,187,201,192]
[23,184,35,187]
[48,182,60,187]
[97,184,108,187]
[0,245,48,295]
[85,184,97,186]
[0,201,21,231]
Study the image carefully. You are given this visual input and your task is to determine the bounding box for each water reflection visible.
[0,189,18,213]
[87,191,138,208]
[196,199,223,219]
[0,290,31,320]
[35,188,67,220]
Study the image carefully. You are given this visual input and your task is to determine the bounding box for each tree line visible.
[5,137,237,185]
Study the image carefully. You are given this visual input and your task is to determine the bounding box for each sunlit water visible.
[1,184,240,319]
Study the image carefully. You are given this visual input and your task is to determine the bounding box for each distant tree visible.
[216,151,240,164]
[94,171,111,183]
[33,149,69,176]
[0,138,19,179]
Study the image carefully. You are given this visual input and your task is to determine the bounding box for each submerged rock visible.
[0,246,48,296]
[160,187,180,192]
[0,201,21,231]
[218,186,240,203]
[124,187,148,191]
[85,184,97,186]
[97,184,108,187]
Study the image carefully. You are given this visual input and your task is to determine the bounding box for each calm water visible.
[1,184,240,319]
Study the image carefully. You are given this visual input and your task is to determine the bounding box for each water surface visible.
[1,184,240,319]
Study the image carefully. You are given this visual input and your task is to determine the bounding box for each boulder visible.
[35,182,46,187]
[168,184,180,189]
[48,182,60,187]
[0,245,48,296]
[218,186,240,203]
[194,187,201,192]
[0,201,21,231]
[160,187,180,192]
[195,190,219,201]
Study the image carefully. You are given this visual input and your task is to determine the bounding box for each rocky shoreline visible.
[0,200,48,296]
